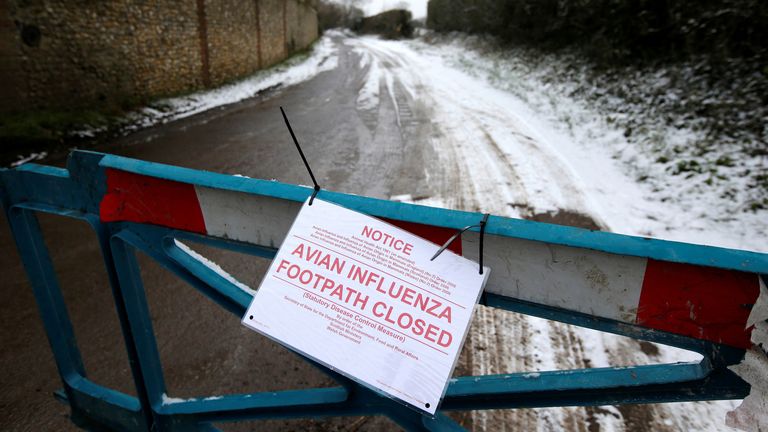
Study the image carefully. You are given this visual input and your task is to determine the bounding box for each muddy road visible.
[1,35,730,431]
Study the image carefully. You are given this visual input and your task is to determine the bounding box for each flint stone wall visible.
[0,0,318,112]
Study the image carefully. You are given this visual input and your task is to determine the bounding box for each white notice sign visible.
[242,199,488,414]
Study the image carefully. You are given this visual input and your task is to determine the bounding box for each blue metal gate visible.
[1,150,766,431]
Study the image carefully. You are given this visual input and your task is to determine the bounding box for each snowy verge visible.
[10,152,47,167]
[74,33,340,138]
[410,32,767,253]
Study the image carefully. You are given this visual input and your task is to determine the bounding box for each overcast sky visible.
[354,0,428,19]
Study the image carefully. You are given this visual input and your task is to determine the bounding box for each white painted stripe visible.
[194,186,648,323]
[195,186,302,249]
[461,231,647,323]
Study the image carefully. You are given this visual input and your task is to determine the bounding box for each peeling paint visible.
[727,277,768,431]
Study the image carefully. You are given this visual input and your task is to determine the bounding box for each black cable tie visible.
[280,106,321,205]
[431,213,490,274]
[309,185,320,206]
[430,224,478,262]
[479,213,489,275]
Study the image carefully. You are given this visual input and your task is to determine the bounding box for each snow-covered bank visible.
[134,35,338,127]
[75,32,340,138]
[350,32,767,253]
[10,151,47,167]
[412,33,767,253]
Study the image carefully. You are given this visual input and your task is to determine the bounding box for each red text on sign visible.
[361,225,414,256]
[372,302,453,347]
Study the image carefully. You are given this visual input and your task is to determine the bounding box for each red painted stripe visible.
[100,169,207,234]
[636,259,759,349]
[384,219,463,256]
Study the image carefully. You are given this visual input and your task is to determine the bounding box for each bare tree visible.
[317,0,365,32]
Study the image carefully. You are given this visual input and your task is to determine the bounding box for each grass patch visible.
[0,108,124,166]
[0,109,112,148]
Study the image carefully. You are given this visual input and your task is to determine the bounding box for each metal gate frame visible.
[2,150,766,431]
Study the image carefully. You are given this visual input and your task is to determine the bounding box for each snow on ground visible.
[348,33,767,254]
[344,34,756,430]
[145,33,338,124]
[75,32,341,137]
[10,151,47,167]
[356,32,767,253]
[412,34,767,254]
